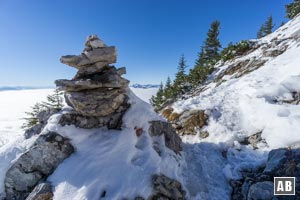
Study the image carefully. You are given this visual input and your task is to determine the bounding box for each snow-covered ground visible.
[0,88,175,199]
[170,15,300,199]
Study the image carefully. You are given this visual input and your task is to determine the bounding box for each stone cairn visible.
[55,35,130,129]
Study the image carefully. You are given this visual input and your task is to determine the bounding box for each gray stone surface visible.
[149,174,186,200]
[65,88,127,117]
[60,46,116,69]
[56,68,129,92]
[247,181,274,200]
[240,131,268,149]
[5,132,74,200]
[149,120,182,153]
[231,148,300,199]
[59,99,130,129]
[25,182,53,200]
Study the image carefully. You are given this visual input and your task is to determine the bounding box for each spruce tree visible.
[203,20,221,66]
[257,26,264,39]
[188,47,208,86]
[286,0,300,19]
[22,88,64,130]
[173,55,187,96]
[21,103,45,129]
[188,21,221,87]
[265,16,275,35]
[164,77,174,99]
[150,82,164,109]
[257,16,275,38]
[42,88,64,110]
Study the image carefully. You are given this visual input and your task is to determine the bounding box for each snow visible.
[130,87,158,103]
[0,87,163,199]
[169,15,300,198]
[42,89,181,199]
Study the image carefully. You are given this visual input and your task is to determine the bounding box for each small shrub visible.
[220,40,252,62]
[22,88,64,130]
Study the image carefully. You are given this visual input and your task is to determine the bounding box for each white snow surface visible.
[130,87,158,103]
[168,15,300,199]
[0,87,172,199]
[174,15,300,149]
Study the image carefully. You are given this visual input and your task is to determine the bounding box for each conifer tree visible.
[21,103,45,130]
[203,20,221,66]
[42,88,64,110]
[173,55,188,96]
[22,88,64,130]
[164,77,174,99]
[188,47,209,86]
[150,82,164,109]
[188,21,221,87]
[257,16,275,38]
[286,0,300,19]
[265,16,275,35]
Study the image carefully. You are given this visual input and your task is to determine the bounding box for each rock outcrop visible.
[5,132,74,200]
[56,35,130,129]
[25,182,53,200]
[162,108,209,136]
[231,148,300,199]
[149,120,182,154]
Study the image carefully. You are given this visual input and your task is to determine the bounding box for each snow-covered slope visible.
[173,15,300,148]
[0,87,163,199]
[159,15,300,198]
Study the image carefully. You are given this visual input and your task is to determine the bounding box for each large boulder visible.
[149,120,182,154]
[5,132,74,200]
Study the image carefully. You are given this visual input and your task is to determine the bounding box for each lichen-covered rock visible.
[25,182,53,200]
[148,120,182,153]
[149,174,186,200]
[5,132,74,200]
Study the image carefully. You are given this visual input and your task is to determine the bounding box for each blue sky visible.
[0,0,292,86]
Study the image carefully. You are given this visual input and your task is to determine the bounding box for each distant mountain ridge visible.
[0,86,53,91]
[130,84,159,89]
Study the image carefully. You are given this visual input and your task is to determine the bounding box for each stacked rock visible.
[55,35,130,129]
